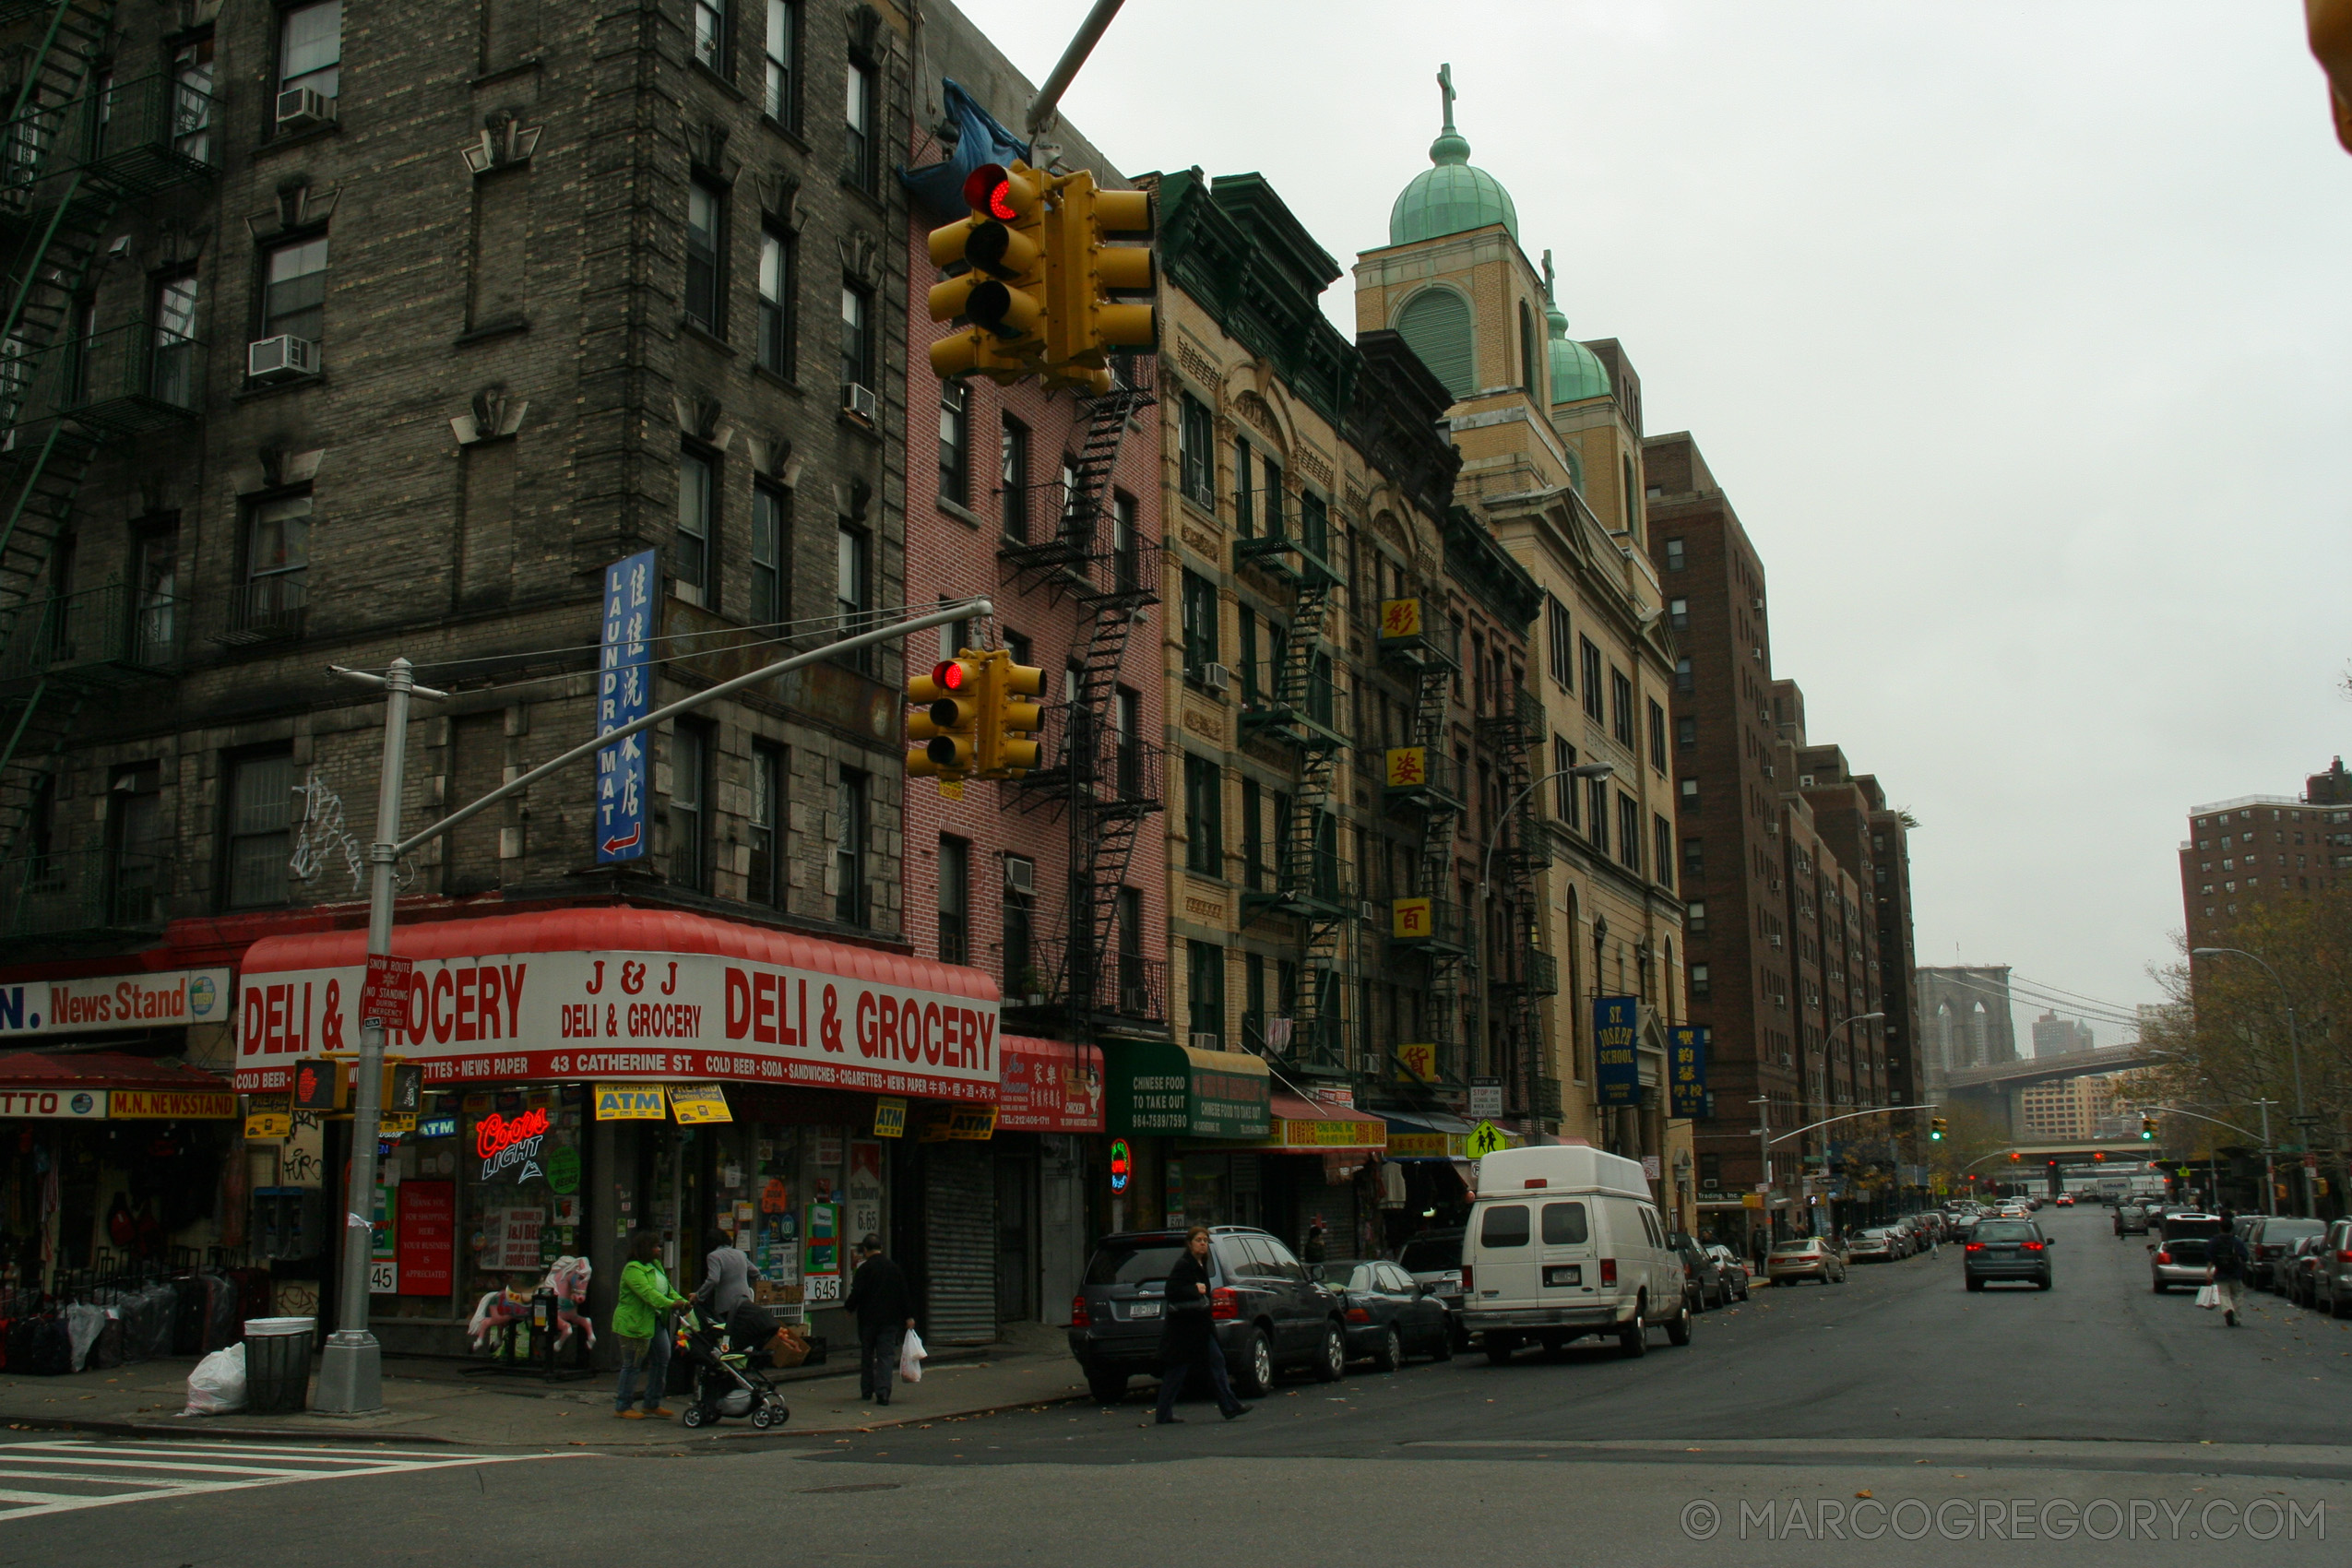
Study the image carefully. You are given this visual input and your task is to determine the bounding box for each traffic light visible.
[928,162,1049,382]
[2092,1150,2106,1162]
[1043,169,1155,394]
[2140,1115,2156,1141]
[1929,1116,1946,1142]
[976,650,1044,778]
[2007,1151,2021,1163]
[907,656,986,780]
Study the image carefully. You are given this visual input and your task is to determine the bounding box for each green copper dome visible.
[1542,247,1610,406]
[1389,64,1519,245]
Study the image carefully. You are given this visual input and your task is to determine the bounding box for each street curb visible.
[0,1415,464,1446]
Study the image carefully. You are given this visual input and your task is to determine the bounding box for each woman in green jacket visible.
[613,1231,689,1419]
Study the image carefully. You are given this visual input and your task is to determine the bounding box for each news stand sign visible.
[597,549,656,862]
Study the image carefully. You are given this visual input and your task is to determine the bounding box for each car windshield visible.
[1855,1229,1887,1241]
[1083,1241,1190,1286]
[2263,1219,2325,1241]
[1974,1221,2038,1241]
[1397,1235,1461,1273]
[2163,1218,2223,1240]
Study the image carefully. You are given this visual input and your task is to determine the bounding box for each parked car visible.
[1396,1227,1468,1342]
[2053,1194,2075,1207]
[1067,1227,1347,1406]
[2114,1202,2153,1237]
[1766,1237,1848,1285]
[1965,1218,2055,1290]
[1847,1228,1901,1263]
[1669,1232,1735,1310]
[2246,1217,2328,1292]
[2148,1213,2227,1293]
[1703,1243,1753,1301]
[1458,1145,1692,1361]
[2281,1232,2329,1309]
[1949,1211,1981,1240]
[1317,1259,1453,1369]
[2313,1218,2352,1319]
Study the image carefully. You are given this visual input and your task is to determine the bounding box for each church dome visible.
[1541,249,1611,406]
[1388,65,1519,246]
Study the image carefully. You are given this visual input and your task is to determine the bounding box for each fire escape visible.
[0,2,213,934]
[1000,369,1166,1036]
[1376,592,1472,1088]
[1479,683,1560,1121]
[1237,489,1353,1074]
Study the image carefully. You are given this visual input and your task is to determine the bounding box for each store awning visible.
[234,905,1001,1103]
[997,1035,1104,1133]
[1260,1091,1388,1154]
[0,1051,236,1120]
[1103,1039,1270,1139]
[1382,1110,1476,1158]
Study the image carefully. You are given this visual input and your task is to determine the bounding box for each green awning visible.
[1104,1040,1271,1140]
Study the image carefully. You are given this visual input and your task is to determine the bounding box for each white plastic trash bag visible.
[898,1328,927,1384]
[2194,1284,2221,1310]
[184,1343,249,1416]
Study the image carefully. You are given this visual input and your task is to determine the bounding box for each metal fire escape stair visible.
[1478,686,1553,1119]
[1393,595,1467,1087]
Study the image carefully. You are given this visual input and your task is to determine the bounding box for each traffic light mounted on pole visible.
[1043,168,1156,395]
[976,650,1045,778]
[1929,1116,1946,1142]
[929,163,1049,382]
[907,656,986,782]
[2140,1114,2157,1141]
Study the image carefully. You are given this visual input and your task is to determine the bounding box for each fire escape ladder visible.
[1478,689,1549,1118]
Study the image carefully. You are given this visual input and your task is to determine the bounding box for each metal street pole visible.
[310,599,991,1416]
[2192,947,2311,1217]
[2258,1097,2276,1217]
[1752,1095,1773,1242]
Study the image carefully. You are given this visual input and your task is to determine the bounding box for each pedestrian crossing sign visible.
[1467,1120,1507,1158]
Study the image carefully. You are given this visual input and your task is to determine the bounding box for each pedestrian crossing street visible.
[0,1436,581,1520]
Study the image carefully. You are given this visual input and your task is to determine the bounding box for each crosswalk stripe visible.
[11,1440,476,1461]
[0,1441,588,1521]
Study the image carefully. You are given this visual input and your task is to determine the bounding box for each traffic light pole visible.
[313,597,991,1415]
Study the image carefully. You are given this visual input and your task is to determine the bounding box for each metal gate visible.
[924,1141,996,1345]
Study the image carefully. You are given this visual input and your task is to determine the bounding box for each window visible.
[1610,669,1634,746]
[1394,288,1472,399]
[1003,856,1034,992]
[1236,609,1259,702]
[937,380,968,506]
[1000,416,1030,539]
[1182,569,1218,675]
[1656,814,1675,886]
[938,835,970,964]
[152,274,199,407]
[1179,393,1215,507]
[1586,777,1610,857]
[1618,793,1642,871]
[1519,301,1540,401]
[1688,963,1711,1002]
[1111,491,1139,591]
[1232,439,1253,536]
[172,36,214,163]
[764,0,798,122]
[750,485,785,624]
[261,236,328,345]
[1184,754,1222,874]
[1686,898,1706,935]
[1547,596,1573,687]
[1479,1205,1530,1249]
[838,280,872,389]
[1679,778,1698,809]
[1580,637,1602,720]
[1540,1202,1589,1246]
[1187,941,1225,1045]
[240,492,311,631]
[106,763,164,923]
[676,446,716,604]
[1668,597,1688,631]
[1552,737,1578,822]
[833,768,867,924]
[1665,537,1684,572]
[669,722,712,891]
[844,56,875,188]
[225,751,294,909]
[1677,715,1696,752]
[756,229,792,374]
[693,0,729,73]
[835,522,870,671]
[1647,700,1667,771]
[1674,657,1693,694]
[1241,778,1264,889]
[684,183,727,338]
[747,742,784,907]
[279,0,340,99]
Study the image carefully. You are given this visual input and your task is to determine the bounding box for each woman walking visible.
[612,1231,689,1420]
[1153,1227,1252,1425]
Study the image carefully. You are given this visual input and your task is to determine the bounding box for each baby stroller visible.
[673,1302,791,1430]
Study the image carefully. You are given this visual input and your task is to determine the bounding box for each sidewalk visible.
[0,1321,1090,1449]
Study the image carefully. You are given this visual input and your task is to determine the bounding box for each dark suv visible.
[1067,1228,1348,1407]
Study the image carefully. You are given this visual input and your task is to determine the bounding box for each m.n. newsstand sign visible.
[236,908,1002,1103]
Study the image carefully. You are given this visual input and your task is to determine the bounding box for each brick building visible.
[2180,758,2352,951]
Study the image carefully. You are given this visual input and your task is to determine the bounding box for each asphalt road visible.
[9,1206,2350,1567]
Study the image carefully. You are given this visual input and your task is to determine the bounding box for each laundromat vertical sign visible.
[596,549,656,862]
[1594,996,1641,1107]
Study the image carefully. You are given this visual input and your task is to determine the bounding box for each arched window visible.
[1518,300,1538,401]
[1621,453,1638,540]
[1395,288,1473,401]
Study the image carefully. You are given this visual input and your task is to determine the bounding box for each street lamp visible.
[2192,946,2310,1216]
[1813,1013,1883,1224]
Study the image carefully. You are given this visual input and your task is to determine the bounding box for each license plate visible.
[1543,1265,1582,1288]
[1126,1301,1161,1318]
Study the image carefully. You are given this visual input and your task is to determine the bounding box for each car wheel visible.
[1313,1321,1347,1383]
[1232,1329,1276,1398]
[1666,1298,1694,1347]
[1619,1298,1649,1359]
[1086,1368,1128,1406]
[2332,1292,2349,1321]
[1429,1323,1455,1361]
[2037,1274,2053,1291]
[1484,1332,1520,1366]
[1372,1324,1403,1373]
[1966,1277,1984,1292]
[2151,1279,2167,1294]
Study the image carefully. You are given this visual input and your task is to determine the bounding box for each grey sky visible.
[954,1,2352,1025]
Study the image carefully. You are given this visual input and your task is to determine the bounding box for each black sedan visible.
[1318,1259,1453,1371]
[1964,1218,2054,1291]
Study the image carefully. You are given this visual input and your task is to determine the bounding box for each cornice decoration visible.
[462,110,543,175]
[147,218,210,271]
[244,181,338,242]
[846,4,884,64]
[837,229,883,288]
[686,120,738,181]
[231,447,326,495]
[759,172,805,233]
[673,394,736,451]
[743,434,801,488]
[452,384,529,445]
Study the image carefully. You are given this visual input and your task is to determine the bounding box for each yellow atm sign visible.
[595,1084,668,1120]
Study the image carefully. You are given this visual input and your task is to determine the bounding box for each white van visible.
[1458,1144,1690,1361]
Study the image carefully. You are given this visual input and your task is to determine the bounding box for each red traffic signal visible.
[964,162,1019,221]
[932,659,967,692]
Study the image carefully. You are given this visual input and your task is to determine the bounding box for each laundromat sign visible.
[236,949,1000,1104]
[0,969,232,1039]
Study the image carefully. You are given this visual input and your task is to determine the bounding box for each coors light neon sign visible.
[477,1107,552,1183]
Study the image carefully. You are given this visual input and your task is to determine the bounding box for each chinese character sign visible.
[596,549,657,862]
[1379,598,1422,639]
[1594,995,1641,1107]
[1396,1041,1437,1084]
[1391,897,1431,940]
[1384,746,1427,789]
[1669,1024,1708,1118]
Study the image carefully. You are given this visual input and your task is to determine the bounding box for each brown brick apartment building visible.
[2180,758,2352,952]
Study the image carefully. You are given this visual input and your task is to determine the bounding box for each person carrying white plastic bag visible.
[898,1327,927,1384]
[2194,1282,2221,1310]
[842,1233,916,1407]
[184,1343,248,1416]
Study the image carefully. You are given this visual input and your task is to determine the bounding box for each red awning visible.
[0,1051,229,1092]
[234,905,1003,1102]
[996,1035,1104,1133]
[1261,1091,1389,1152]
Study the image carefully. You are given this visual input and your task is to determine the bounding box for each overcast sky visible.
[955,0,2352,1035]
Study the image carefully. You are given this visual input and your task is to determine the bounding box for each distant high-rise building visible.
[2030,1010,2096,1057]
[2180,758,2352,951]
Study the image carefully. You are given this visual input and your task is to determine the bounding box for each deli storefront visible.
[235,908,1003,1358]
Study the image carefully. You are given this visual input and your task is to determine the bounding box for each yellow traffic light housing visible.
[928,163,1050,382]
[1042,170,1155,393]
[907,657,986,779]
[1929,1116,1946,1142]
[2139,1115,2156,1141]
[975,650,1045,778]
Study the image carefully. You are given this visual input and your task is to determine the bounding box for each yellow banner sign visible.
[595,1084,668,1120]
[669,1084,732,1125]
[1379,597,1423,639]
[1384,746,1428,789]
[1267,1118,1388,1150]
[244,1093,292,1142]
[112,1089,237,1120]
[873,1096,908,1139]
[1387,1131,1466,1158]
[1392,897,1432,940]
[944,1104,997,1140]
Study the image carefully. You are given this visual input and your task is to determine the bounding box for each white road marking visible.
[0,1438,587,1521]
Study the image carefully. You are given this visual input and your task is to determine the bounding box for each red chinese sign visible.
[996,1036,1104,1133]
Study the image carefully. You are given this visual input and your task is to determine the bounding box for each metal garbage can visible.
[243,1316,316,1414]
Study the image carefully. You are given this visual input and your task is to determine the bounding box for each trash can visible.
[243,1317,316,1414]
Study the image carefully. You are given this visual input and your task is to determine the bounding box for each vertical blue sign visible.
[1594,995,1641,1106]
[596,549,656,862]
[1669,1024,1707,1118]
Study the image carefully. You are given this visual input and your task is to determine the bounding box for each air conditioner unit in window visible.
[1002,856,1035,897]
[1798,775,1814,788]
[1191,1032,1223,1053]
[840,381,878,422]
[247,334,320,382]
[1769,932,1784,950]
[1198,662,1233,694]
[1121,987,1151,1016]
[275,88,338,135]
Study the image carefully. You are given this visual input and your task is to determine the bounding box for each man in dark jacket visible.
[843,1235,916,1405]
[1153,1227,1252,1425]
[2209,1210,2248,1327]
